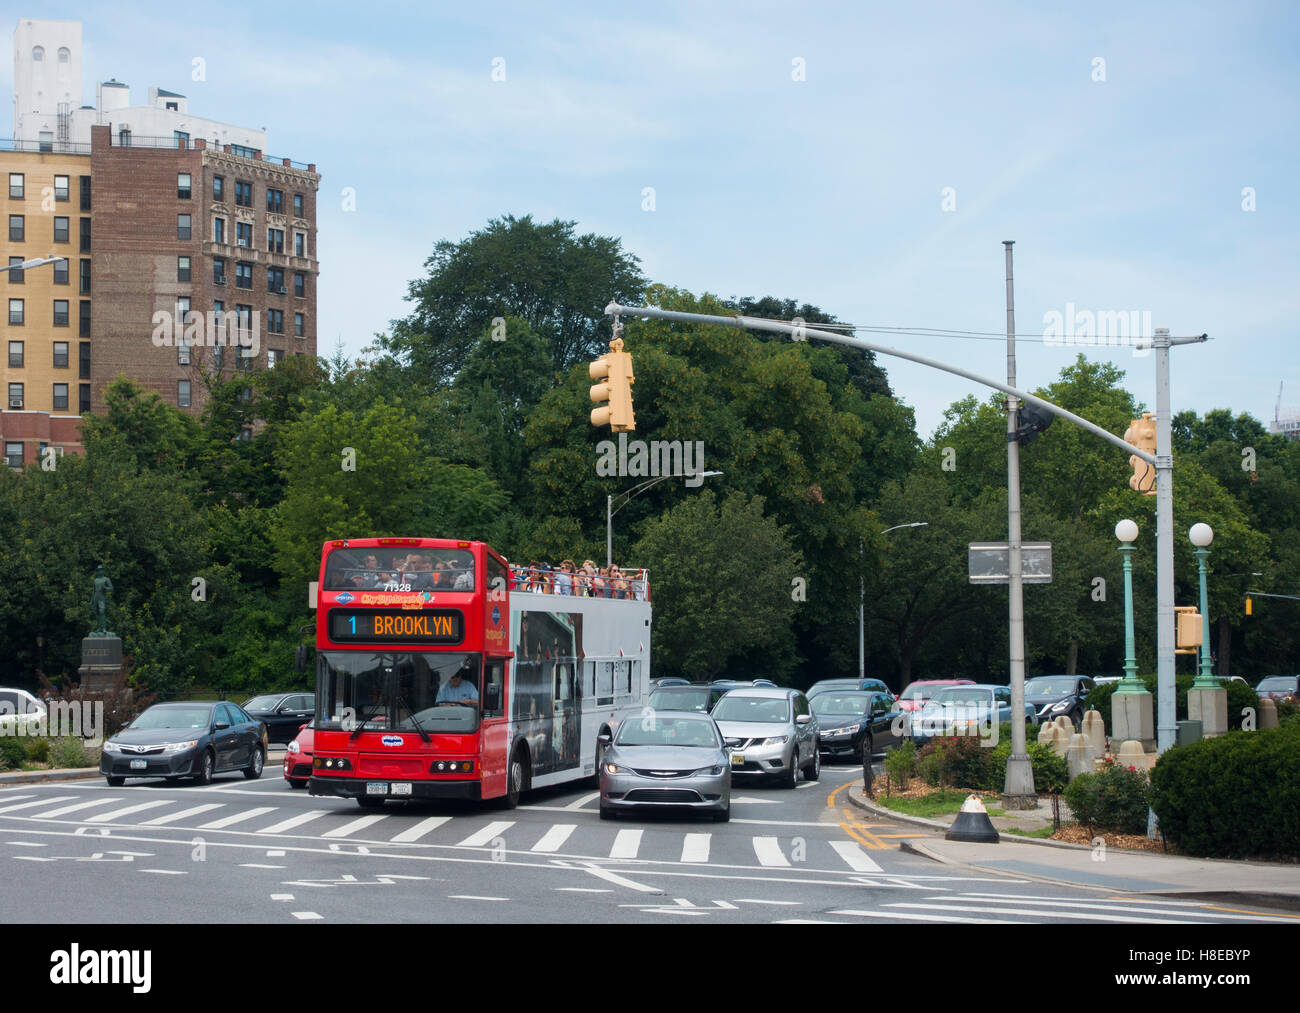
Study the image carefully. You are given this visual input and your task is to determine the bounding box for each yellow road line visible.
[1202,905,1300,920]
[840,822,886,850]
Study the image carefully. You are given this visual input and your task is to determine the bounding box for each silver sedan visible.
[598,711,732,822]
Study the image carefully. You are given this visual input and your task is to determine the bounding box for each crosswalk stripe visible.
[389,816,451,843]
[752,836,790,867]
[457,821,514,848]
[198,806,276,830]
[829,840,884,872]
[609,829,642,859]
[85,800,172,823]
[142,804,224,826]
[34,798,116,819]
[320,814,388,838]
[258,811,329,835]
[0,795,70,814]
[885,902,1207,925]
[532,824,577,853]
[833,909,1018,924]
[680,833,711,863]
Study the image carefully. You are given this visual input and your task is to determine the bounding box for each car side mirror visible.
[214,721,230,731]
[485,684,502,711]
[795,714,811,725]
[597,732,612,745]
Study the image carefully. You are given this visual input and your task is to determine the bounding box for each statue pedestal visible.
[80,636,123,691]
[1112,690,1155,752]
[1188,686,1228,737]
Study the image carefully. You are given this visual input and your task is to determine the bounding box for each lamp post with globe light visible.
[1115,519,1144,694]
[1189,523,1217,687]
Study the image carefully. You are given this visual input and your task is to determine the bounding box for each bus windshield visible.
[317,651,482,734]
[323,547,475,592]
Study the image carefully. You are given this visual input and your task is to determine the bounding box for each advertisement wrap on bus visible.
[308,538,651,809]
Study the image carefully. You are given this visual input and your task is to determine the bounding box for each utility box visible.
[1176,719,1203,746]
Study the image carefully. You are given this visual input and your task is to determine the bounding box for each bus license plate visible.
[390,782,412,796]
[365,782,388,796]
[130,759,148,770]
[730,754,744,766]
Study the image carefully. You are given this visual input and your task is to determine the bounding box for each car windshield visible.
[1025,678,1077,696]
[649,688,711,712]
[811,693,870,717]
[1257,677,1294,690]
[131,706,213,730]
[900,684,937,701]
[617,716,719,747]
[924,688,993,709]
[712,695,790,723]
[243,695,284,712]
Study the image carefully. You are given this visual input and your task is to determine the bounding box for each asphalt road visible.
[0,761,1295,924]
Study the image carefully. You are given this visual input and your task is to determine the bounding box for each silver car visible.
[599,711,732,822]
[711,687,819,788]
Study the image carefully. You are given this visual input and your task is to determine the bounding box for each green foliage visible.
[883,739,917,787]
[49,737,92,769]
[987,738,1070,793]
[1150,724,1300,858]
[877,789,974,818]
[1224,680,1259,731]
[0,737,27,770]
[24,737,51,763]
[1276,697,1299,727]
[1063,763,1152,834]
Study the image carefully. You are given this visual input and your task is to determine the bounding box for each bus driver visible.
[436,664,480,709]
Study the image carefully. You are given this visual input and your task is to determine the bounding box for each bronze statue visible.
[91,564,114,636]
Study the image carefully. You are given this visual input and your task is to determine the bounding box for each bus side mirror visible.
[485,684,501,712]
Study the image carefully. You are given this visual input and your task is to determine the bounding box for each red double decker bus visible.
[308,538,652,809]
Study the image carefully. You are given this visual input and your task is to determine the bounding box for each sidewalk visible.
[847,782,1300,912]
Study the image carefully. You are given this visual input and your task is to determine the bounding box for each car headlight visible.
[694,765,726,776]
[604,762,626,774]
[287,740,301,754]
[762,735,789,746]
[162,739,199,754]
[1051,700,1071,712]
[102,741,121,753]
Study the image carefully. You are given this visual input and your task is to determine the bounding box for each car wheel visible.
[193,750,215,785]
[805,743,821,781]
[713,804,730,823]
[782,748,799,789]
[501,748,527,809]
[357,795,385,809]
[106,776,125,787]
[243,746,265,780]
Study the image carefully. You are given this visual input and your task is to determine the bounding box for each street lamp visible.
[15,256,68,273]
[606,471,722,567]
[1115,519,1143,694]
[862,523,929,680]
[1189,523,1216,686]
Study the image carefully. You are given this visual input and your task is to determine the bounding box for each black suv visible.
[1024,675,1095,726]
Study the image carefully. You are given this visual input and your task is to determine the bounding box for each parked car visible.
[100,701,268,786]
[283,721,314,788]
[1024,675,1096,726]
[0,687,46,735]
[909,684,1038,744]
[241,692,315,744]
[1255,676,1299,702]
[895,679,974,713]
[649,684,732,714]
[1093,676,1122,686]
[598,711,732,822]
[711,687,819,788]
[807,678,897,706]
[811,690,901,762]
[707,679,779,689]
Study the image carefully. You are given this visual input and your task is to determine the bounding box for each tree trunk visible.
[1217,616,1232,677]
[1066,639,1078,676]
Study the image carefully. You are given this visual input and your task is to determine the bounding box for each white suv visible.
[0,687,47,735]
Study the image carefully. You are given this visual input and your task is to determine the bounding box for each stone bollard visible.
[1054,715,1074,736]
[1041,722,1070,759]
[1117,739,1152,772]
[1082,710,1106,762]
[1066,733,1092,780]
[1260,697,1278,730]
[1037,722,1056,747]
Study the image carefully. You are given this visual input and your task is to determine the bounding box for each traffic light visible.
[1245,596,1253,616]
[589,337,635,432]
[1175,606,1202,653]
[1123,413,1157,494]
[1014,402,1055,444]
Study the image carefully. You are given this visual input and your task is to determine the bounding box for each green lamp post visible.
[1115,519,1143,693]
[1189,522,1217,687]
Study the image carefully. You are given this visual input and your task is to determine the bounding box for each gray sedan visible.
[598,712,732,822]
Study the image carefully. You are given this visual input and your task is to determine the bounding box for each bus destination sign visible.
[329,608,465,645]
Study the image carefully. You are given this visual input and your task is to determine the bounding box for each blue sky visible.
[7,1,1298,437]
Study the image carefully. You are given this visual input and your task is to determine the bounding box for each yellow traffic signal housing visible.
[1124,413,1157,495]
[1245,596,1252,616]
[1175,606,1202,652]
[589,338,636,432]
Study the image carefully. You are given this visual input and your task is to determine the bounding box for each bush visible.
[24,737,51,763]
[0,736,27,771]
[1064,763,1151,834]
[1150,723,1300,859]
[917,743,944,787]
[986,739,1069,793]
[914,736,989,789]
[49,737,92,769]
[1224,681,1260,731]
[1277,697,1299,728]
[883,740,917,788]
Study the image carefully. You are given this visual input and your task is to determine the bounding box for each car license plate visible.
[390,782,412,796]
[129,759,147,770]
[365,781,388,796]
[730,754,744,766]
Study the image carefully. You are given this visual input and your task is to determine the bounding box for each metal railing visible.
[510,564,649,601]
[0,138,91,154]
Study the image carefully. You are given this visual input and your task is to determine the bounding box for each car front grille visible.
[623,788,702,803]
[632,768,692,778]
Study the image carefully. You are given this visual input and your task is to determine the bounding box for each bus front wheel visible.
[502,748,528,809]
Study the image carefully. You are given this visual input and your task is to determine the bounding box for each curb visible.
[0,768,102,785]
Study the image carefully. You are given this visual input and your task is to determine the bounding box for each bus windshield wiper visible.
[397,695,432,742]
[349,702,384,740]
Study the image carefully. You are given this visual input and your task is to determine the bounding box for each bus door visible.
[479,657,508,796]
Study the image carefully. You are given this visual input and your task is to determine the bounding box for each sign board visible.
[968,542,1053,584]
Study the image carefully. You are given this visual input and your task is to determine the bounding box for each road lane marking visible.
[198,806,276,829]
[270,894,294,901]
[456,821,514,848]
[258,811,329,835]
[320,814,388,838]
[829,840,884,872]
[389,816,451,843]
[141,804,224,826]
[532,824,577,853]
[885,902,1207,924]
[34,799,116,819]
[240,863,287,869]
[833,908,1018,924]
[680,833,711,863]
[563,792,599,810]
[609,829,642,859]
[947,895,1293,922]
[85,800,172,823]
[292,911,322,920]
[752,837,789,867]
[557,887,613,893]
[0,795,37,809]
[580,863,662,893]
[449,895,509,901]
[140,869,187,875]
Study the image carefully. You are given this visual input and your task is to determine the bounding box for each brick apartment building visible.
[2,17,319,467]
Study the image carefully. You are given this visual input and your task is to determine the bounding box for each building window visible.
[54,175,70,202]
[174,130,190,149]
[9,257,24,284]
[79,259,90,293]
[79,383,91,413]
[231,145,259,160]
[9,299,23,325]
[293,272,305,298]
[267,228,284,253]
[9,216,24,241]
[53,300,69,326]
[79,217,90,252]
[53,216,69,243]
[52,384,68,411]
[8,174,23,199]
[213,258,227,285]
[58,46,70,64]
[234,181,252,207]
[176,297,191,324]
[79,301,90,337]
[267,266,284,292]
[8,384,23,409]
[213,175,224,201]
[178,339,190,365]
[213,217,225,244]
[32,46,44,62]
[294,232,305,257]
[266,188,283,214]
[177,214,191,240]
[79,341,90,378]
[268,348,282,367]
[293,193,304,217]
[53,342,69,368]
[235,262,253,289]
[178,380,191,408]
[53,259,68,285]
[8,341,22,368]
[294,312,304,337]
[178,256,191,282]
[166,102,178,112]
[79,176,91,211]
[177,173,191,200]
[4,443,22,467]
[267,309,283,333]
[236,221,252,247]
